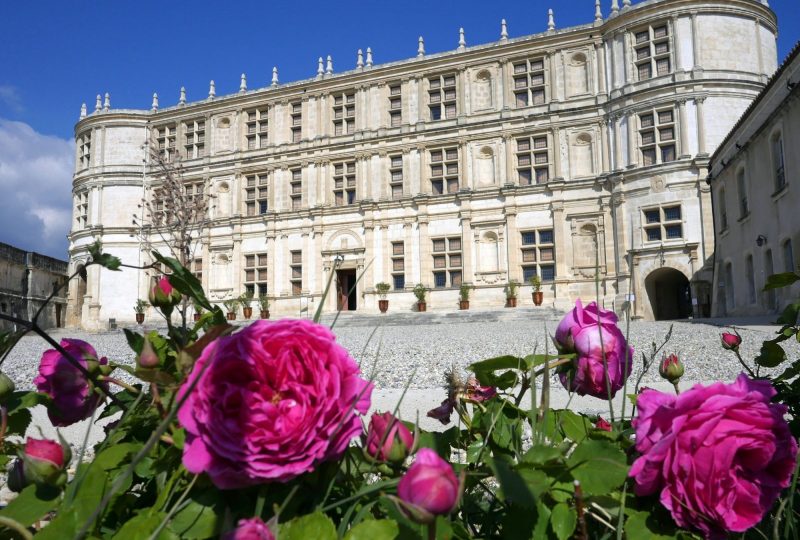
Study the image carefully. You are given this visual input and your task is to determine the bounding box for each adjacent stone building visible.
[0,243,68,332]
[709,42,799,316]
[68,0,779,329]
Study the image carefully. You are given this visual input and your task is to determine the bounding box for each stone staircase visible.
[318,306,565,327]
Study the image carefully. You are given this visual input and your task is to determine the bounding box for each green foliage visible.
[412,283,427,302]
[133,299,148,314]
[505,280,519,299]
[459,283,472,301]
[529,274,542,292]
[258,295,270,310]
[88,241,122,271]
[375,282,391,299]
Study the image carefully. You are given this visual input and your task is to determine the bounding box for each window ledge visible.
[719,227,729,238]
[772,185,789,201]
[737,213,751,225]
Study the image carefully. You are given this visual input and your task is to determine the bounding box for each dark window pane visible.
[538,229,554,244]
[450,271,462,287]
[540,265,555,281]
[665,224,682,239]
[522,266,537,282]
[663,206,681,221]
[393,275,405,290]
[521,231,536,245]
[646,227,662,241]
[434,272,446,288]
[645,209,661,224]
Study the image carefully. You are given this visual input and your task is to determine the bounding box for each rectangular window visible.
[289,168,302,210]
[391,241,405,290]
[290,250,302,295]
[78,131,91,169]
[513,57,547,108]
[428,74,457,121]
[183,119,205,159]
[332,92,356,135]
[431,236,462,288]
[290,102,302,142]
[521,228,555,282]
[75,191,89,229]
[643,205,683,243]
[244,173,269,216]
[154,124,177,160]
[516,135,550,185]
[719,188,728,230]
[633,22,673,81]
[333,161,357,205]
[389,84,402,127]
[429,147,459,195]
[639,107,676,165]
[244,252,267,297]
[245,107,269,149]
[772,134,786,192]
[389,154,403,200]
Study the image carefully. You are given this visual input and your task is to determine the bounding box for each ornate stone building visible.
[67,0,778,329]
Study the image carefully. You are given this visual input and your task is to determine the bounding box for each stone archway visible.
[645,267,692,320]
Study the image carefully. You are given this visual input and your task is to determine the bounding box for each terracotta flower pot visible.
[506,297,517,308]
[227,312,236,321]
[533,291,544,306]
[417,301,427,312]
[135,313,144,324]
[243,307,253,319]
[378,299,389,313]
[260,310,270,319]
[459,300,470,310]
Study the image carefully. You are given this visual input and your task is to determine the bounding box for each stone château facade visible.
[67,0,779,329]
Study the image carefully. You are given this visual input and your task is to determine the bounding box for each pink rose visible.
[148,275,181,309]
[465,377,497,403]
[721,331,742,351]
[9,438,71,491]
[34,339,108,426]
[178,319,373,488]
[658,353,684,384]
[595,417,612,432]
[222,518,274,540]
[554,300,633,398]
[364,412,415,464]
[397,448,461,522]
[630,374,797,538]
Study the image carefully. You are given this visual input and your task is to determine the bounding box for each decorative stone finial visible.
[179,86,187,106]
[272,66,279,87]
[357,49,364,69]
[500,19,508,42]
[208,80,216,100]
[547,9,555,31]
[95,94,102,112]
[458,27,466,51]
[326,55,333,75]
[595,0,602,23]
[240,73,247,93]
[622,0,631,7]
[366,47,373,68]
[417,36,425,58]
[317,57,324,79]
[151,93,159,112]
[103,92,110,111]
[80,103,87,118]
[611,0,619,16]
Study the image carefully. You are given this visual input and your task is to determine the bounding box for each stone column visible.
[595,41,606,94]
[613,115,623,171]
[691,12,700,69]
[301,231,310,295]
[312,229,323,296]
[499,60,509,109]
[461,212,474,282]
[364,223,375,292]
[418,214,431,287]
[670,16,681,70]
[503,135,514,185]
[457,68,467,118]
[459,140,469,190]
[627,111,637,168]
[505,208,520,282]
[677,99,690,158]
[551,201,568,282]
[552,128,562,179]
[403,220,414,287]
[600,119,611,172]
[419,145,429,195]
[696,96,707,155]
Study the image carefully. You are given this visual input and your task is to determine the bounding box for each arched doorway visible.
[645,267,692,320]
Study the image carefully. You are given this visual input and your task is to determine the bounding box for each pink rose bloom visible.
[630,374,797,538]
[9,437,71,491]
[465,377,497,403]
[398,448,460,519]
[554,300,633,399]
[149,275,181,309]
[34,339,108,426]
[222,518,274,540]
[721,331,742,351]
[178,319,373,488]
[365,412,415,463]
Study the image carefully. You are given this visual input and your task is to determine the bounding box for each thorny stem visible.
[151,383,166,418]
[100,376,141,395]
[733,349,757,378]
[574,480,589,540]
[427,520,437,540]
[672,381,681,395]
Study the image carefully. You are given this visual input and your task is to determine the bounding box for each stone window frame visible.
[770,128,787,193]
[290,168,302,210]
[244,253,268,297]
[735,165,749,219]
[638,107,677,166]
[745,253,756,304]
[77,131,91,170]
[427,73,457,121]
[642,204,683,243]
[290,101,302,143]
[388,83,402,127]
[632,21,673,81]
[717,186,728,232]
[332,91,356,136]
[75,190,89,229]
[191,258,203,283]
[244,106,269,150]
[244,172,269,216]
[512,56,547,108]
[290,250,302,295]
[515,133,551,185]
[520,228,555,283]
[432,236,463,288]
[429,146,460,195]
[388,153,404,200]
[183,118,206,159]
[154,124,177,160]
[391,241,405,290]
[333,160,357,206]
[782,238,795,273]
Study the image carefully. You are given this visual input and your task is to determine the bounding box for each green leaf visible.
[624,510,682,539]
[344,519,399,540]
[755,339,787,368]
[566,439,628,496]
[415,426,458,459]
[5,407,31,437]
[88,241,122,271]
[489,457,536,509]
[550,503,576,540]
[152,252,216,316]
[123,329,144,355]
[470,355,526,388]
[112,513,167,540]
[167,492,223,539]
[280,511,337,540]
[0,484,60,528]
[521,444,564,466]
[93,442,142,471]
[777,302,800,326]
[501,502,552,540]
[764,272,800,291]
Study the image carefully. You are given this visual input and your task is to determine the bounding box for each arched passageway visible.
[645,267,692,320]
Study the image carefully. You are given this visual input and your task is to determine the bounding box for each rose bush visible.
[222,517,275,540]
[364,412,415,464]
[396,448,461,523]
[630,374,798,538]
[177,318,373,488]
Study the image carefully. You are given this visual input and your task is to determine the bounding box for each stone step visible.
[318,306,565,327]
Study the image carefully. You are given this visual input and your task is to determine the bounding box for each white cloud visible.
[0,86,24,113]
[0,119,73,259]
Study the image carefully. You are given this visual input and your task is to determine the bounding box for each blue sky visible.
[0,0,798,258]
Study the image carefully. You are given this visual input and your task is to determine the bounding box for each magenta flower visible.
[630,374,797,538]
[554,300,633,399]
[177,319,373,488]
[148,275,181,309]
[721,331,742,351]
[595,417,612,432]
[465,377,497,402]
[34,339,108,426]
[364,412,415,464]
[9,437,71,491]
[222,518,274,540]
[397,448,461,523]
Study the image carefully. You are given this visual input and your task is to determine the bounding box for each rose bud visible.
[19,437,71,489]
[721,331,742,351]
[0,371,15,404]
[364,412,415,464]
[137,336,160,369]
[222,517,275,540]
[659,354,684,384]
[396,448,461,523]
[595,417,612,432]
[148,276,182,309]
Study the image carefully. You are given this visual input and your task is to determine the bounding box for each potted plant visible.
[413,283,427,312]
[240,291,254,320]
[258,295,270,319]
[459,283,471,310]
[530,275,543,306]
[223,298,238,321]
[375,282,391,313]
[134,299,148,324]
[505,280,519,308]
[193,303,204,322]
